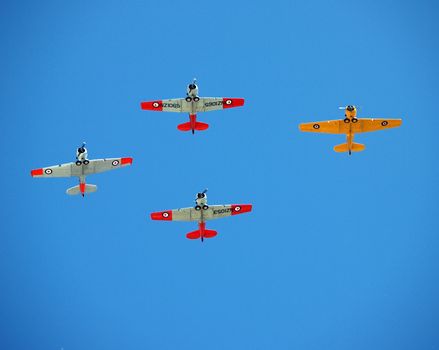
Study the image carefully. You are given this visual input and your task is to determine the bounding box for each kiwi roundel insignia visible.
[234,206,241,212]
[112,160,120,166]
[162,212,169,218]
[225,99,232,105]
[44,168,53,175]
[152,102,160,108]
[381,121,389,126]
[313,124,320,129]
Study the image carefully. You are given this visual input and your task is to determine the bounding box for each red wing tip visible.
[151,211,172,220]
[31,168,43,177]
[121,157,133,165]
[236,98,245,106]
[231,204,252,215]
[140,101,163,111]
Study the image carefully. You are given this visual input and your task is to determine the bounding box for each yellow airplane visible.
[299,105,402,155]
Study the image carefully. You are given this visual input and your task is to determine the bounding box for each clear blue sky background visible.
[1,0,438,349]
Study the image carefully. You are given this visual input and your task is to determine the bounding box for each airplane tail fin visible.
[333,142,365,153]
[186,229,218,240]
[66,184,97,195]
[177,122,209,132]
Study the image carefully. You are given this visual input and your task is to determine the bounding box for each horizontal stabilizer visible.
[186,230,201,239]
[66,184,97,195]
[204,229,218,238]
[177,122,209,132]
[186,229,218,240]
[333,142,365,153]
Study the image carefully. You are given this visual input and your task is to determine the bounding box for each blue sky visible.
[1,0,438,349]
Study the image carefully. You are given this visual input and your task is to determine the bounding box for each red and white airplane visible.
[150,189,252,241]
[30,143,133,196]
[140,79,245,134]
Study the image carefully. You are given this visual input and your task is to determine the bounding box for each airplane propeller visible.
[338,105,361,110]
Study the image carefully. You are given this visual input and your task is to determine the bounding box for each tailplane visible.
[333,142,365,153]
[66,184,97,195]
[177,122,209,132]
[186,229,218,240]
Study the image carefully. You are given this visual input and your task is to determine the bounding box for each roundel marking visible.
[45,168,53,174]
[112,160,120,166]
[162,212,169,218]
[313,124,320,129]
[381,121,388,126]
[152,102,160,108]
[225,99,232,105]
[234,206,241,212]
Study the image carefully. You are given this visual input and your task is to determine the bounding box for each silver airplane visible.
[31,143,133,196]
[140,79,245,134]
[150,189,252,241]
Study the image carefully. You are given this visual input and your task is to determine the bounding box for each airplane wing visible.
[206,204,252,220]
[83,158,133,175]
[151,207,195,222]
[140,99,191,113]
[353,118,402,133]
[299,119,347,134]
[31,157,133,178]
[31,162,74,178]
[196,98,245,112]
[150,204,252,222]
[299,118,402,134]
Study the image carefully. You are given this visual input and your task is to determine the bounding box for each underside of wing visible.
[299,119,347,134]
[31,162,74,178]
[353,118,402,133]
[204,204,252,220]
[140,98,191,113]
[150,207,195,222]
[84,158,133,175]
[196,97,245,112]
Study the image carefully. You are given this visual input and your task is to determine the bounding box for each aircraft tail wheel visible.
[202,205,209,210]
[344,118,350,123]
[193,96,200,102]
[75,160,82,166]
[352,118,358,123]
[83,160,90,165]
[195,205,201,211]
[185,96,192,102]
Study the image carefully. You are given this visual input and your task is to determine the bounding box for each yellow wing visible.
[299,119,348,134]
[352,118,402,133]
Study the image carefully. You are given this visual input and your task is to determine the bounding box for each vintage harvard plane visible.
[30,143,133,196]
[299,105,402,154]
[140,79,245,134]
[150,189,252,241]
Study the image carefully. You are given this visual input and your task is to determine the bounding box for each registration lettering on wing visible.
[213,208,231,215]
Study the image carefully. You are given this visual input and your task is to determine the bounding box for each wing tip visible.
[31,168,43,177]
[121,157,133,165]
[151,211,172,220]
[231,204,252,215]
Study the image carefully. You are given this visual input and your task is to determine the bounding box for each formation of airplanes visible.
[30,80,403,241]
